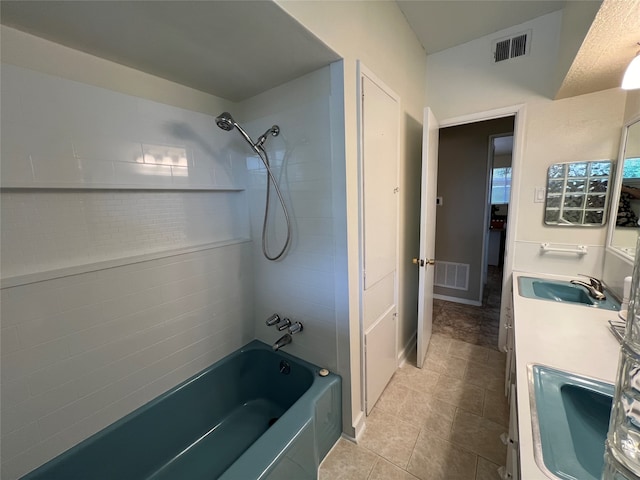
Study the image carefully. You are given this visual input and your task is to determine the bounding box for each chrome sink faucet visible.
[577,274,605,294]
[570,278,606,301]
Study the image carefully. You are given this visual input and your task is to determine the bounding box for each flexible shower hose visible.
[254,144,291,261]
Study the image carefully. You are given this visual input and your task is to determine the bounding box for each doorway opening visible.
[432,117,514,349]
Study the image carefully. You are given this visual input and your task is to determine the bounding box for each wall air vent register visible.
[492,30,531,63]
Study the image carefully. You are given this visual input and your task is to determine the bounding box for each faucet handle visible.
[277,318,292,331]
[266,314,281,327]
[288,321,303,335]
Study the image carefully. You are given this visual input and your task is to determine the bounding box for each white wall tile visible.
[1,326,21,355]
[1,243,254,478]
[2,422,40,461]
[1,338,71,384]
[113,162,174,186]
[170,165,214,187]
[1,64,244,190]
[72,137,143,165]
[237,66,340,375]
[1,190,250,278]
[1,379,30,410]
[0,155,34,186]
[28,382,81,422]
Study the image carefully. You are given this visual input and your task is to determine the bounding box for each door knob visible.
[412,258,435,267]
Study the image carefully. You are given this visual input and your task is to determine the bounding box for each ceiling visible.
[0,1,340,102]
[556,0,640,98]
[396,0,567,55]
[397,0,640,99]
[1,0,638,102]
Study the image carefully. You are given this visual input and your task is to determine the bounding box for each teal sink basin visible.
[518,277,620,311]
[530,365,614,480]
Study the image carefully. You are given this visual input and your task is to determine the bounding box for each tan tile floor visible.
[319,334,508,480]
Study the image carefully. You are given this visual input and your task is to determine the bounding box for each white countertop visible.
[512,271,622,479]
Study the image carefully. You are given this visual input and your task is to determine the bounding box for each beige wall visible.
[426,11,562,120]
[425,12,627,273]
[277,0,427,435]
[517,89,626,246]
[435,117,514,303]
[624,90,640,124]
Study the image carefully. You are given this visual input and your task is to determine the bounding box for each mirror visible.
[544,160,614,226]
[608,119,640,258]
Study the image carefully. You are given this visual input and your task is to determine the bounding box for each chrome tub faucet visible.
[273,334,292,351]
[272,320,303,351]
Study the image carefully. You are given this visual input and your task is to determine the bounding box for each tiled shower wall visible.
[1,244,254,479]
[238,66,348,380]
[0,64,254,479]
[1,190,249,278]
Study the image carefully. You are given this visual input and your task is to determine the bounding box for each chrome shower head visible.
[255,125,280,147]
[216,111,279,150]
[215,112,235,131]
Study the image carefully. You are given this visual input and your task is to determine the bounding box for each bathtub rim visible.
[20,339,340,480]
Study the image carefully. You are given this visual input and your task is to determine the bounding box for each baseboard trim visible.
[349,411,366,442]
[398,331,416,367]
[434,294,482,307]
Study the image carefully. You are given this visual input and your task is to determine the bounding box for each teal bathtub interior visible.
[21,341,341,480]
[518,276,621,311]
[529,364,614,480]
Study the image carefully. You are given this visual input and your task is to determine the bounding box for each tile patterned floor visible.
[320,268,507,479]
[319,335,508,480]
[431,266,503,349]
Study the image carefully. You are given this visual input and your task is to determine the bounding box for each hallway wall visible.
[435,117,514,304]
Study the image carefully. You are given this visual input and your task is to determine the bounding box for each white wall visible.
[0,28,256,479]
[277,0,427,436]
[425,11,627,277]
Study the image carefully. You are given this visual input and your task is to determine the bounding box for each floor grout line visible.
[321,270,507,479]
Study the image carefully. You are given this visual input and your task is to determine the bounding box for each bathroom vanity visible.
[509,271,621,479]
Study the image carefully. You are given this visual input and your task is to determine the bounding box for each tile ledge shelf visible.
[0,238,252,289]
[0,185,245,192]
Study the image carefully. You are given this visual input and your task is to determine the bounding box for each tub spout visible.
[273,334,292,351]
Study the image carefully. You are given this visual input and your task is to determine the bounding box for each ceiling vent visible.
[492,30,531,63]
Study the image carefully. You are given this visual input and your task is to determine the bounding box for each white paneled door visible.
[416,107,440,368]
[359,64,399,414]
